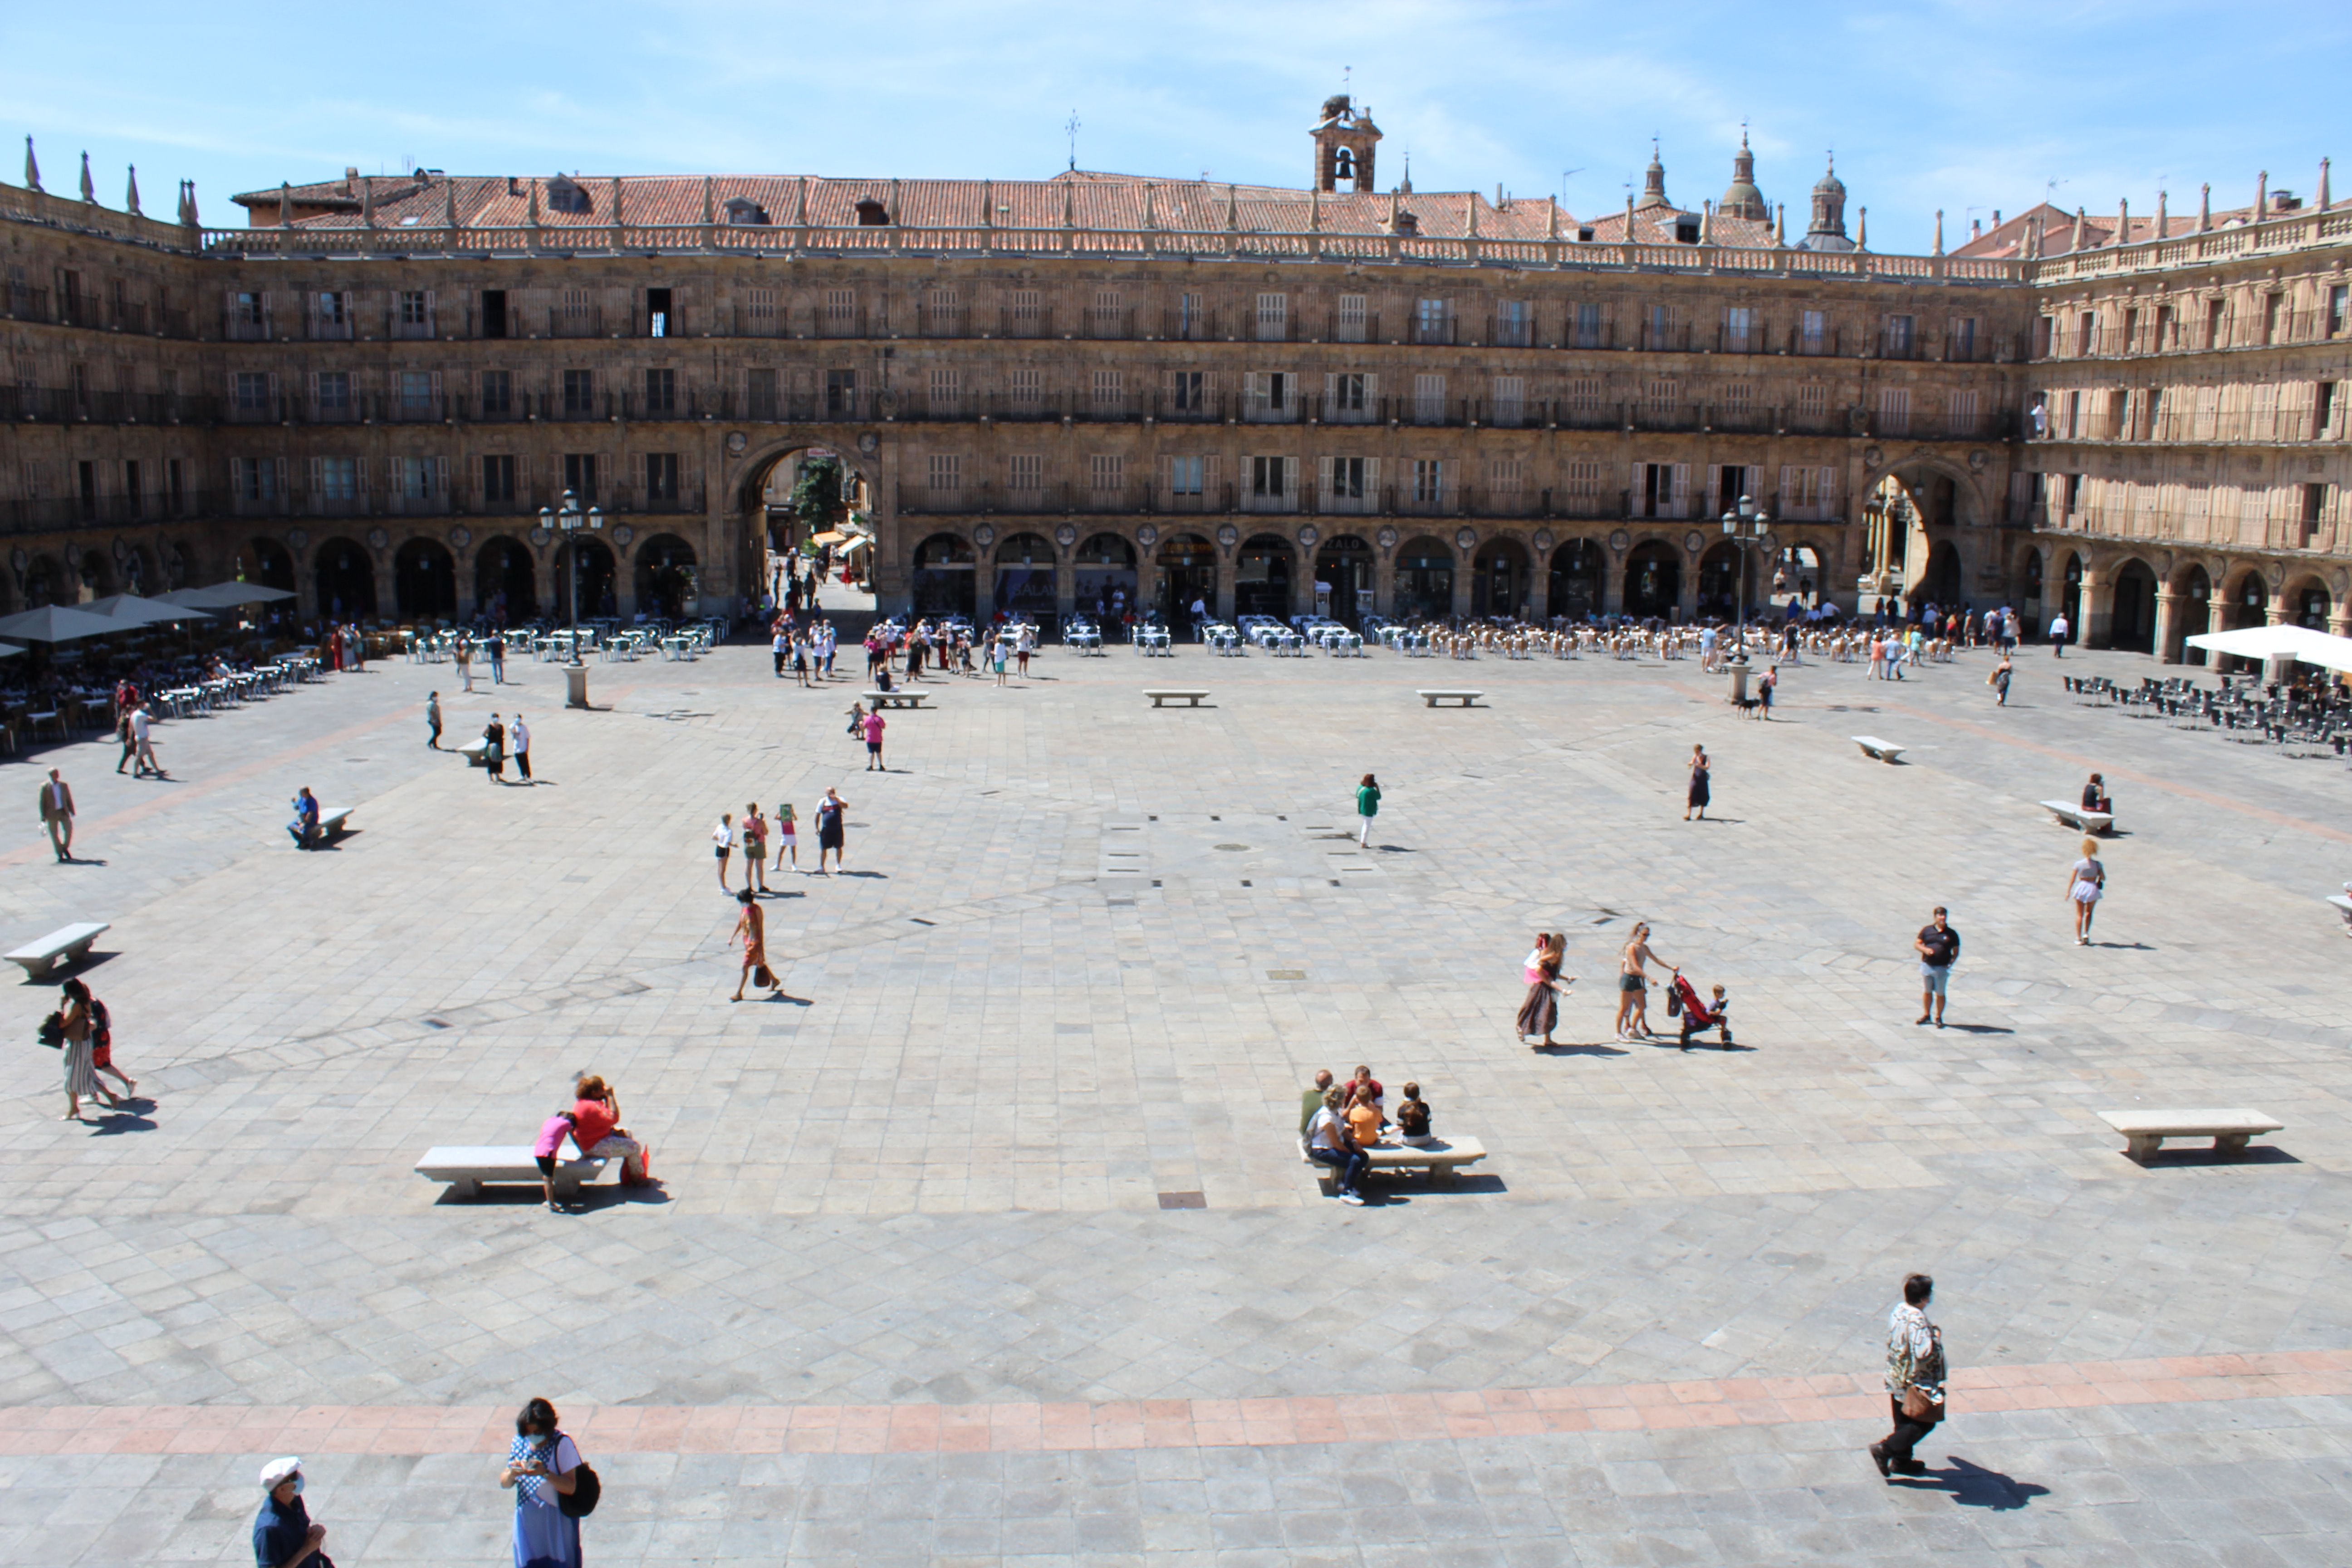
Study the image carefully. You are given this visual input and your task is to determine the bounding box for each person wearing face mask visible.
[253,1455,333,1568]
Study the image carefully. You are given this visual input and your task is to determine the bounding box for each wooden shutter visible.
[1670,464,1690,518]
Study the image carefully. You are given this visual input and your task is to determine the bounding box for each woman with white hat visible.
[253,1455,332,1568]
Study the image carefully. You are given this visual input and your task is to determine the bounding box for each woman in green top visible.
[1356,773,1382,846]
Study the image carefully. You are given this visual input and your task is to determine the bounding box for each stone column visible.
[454,547,478,622]
[1213,540,1235,622]
[1602,541,1627,617]
[1372,544,1397,618]
[1054,549,1076,624]
[371,551,397,625]
[2076,563,2108,647]
[1526,540,1553,622]
[973,560,996,623]
[1675,538,1700,623]
[1450,544,1475,621]
[2153,588,2183,664]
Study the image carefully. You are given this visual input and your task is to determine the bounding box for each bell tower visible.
[1313,95,1381,193]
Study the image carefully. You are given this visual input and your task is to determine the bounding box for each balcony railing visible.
[2,490,219,533]
[1,387,220,424]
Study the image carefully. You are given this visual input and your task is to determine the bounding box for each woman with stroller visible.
[1614,922,1677,1040]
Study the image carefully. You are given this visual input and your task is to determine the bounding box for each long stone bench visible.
[456,737,490,765]
[1302,1135,1488,1187]
[1144,690,1210,708]
[1852,735,1906,763]
[2328,892,2352,931]
[2097,1109,2283,1163]
[862,690,931,709]
[2041,799,2115,835]
[5,921,110,980]
[415,1146,608,1200]
[1417,690,1485,708]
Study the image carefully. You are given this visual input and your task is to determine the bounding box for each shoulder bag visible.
[553,1433,600,1519]
[1900,1323,1947,1422]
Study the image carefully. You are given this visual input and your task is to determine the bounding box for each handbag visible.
[1901,1323,1947,1421]
[753,965,775,989]
[550,1433,600,1518]
[37,1013,64,1049]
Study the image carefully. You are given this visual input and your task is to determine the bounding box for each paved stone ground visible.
[0,632,2348,1564]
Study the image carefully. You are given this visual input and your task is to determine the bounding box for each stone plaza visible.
[1,632,2349,1565]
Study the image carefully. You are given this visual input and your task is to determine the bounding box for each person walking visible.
[487,631,507,686]
[482,715,506,783]
[1614,922,1676,1040]
[2067,836,2107,944]
[730,888,785,1002]
[1914,906,1959,1028]
[115,706,138,775]
[130,704,164,778]
[740,804,769,893]
[814,787,848,874]
[53,978,104,1120]
[862,706,887,770]
[711,813,735,891]
[253,1455,333,1568]
[771,623,789,678]
[773,803,799,874]
[1354,773,1382,846]
[455,637,474,693]
[1516,933,1573,1048]
[510,714,532,783]
[1988,655,2013,706]
[1870,1273,1945,1479]
[2048,609,2070,657]
[1683,744,1711,822]
[81,980,134,1104]
[426,691,443,749]
[37,768,74,862]
[500,1397,585,1568]
[1758,664,1777,720]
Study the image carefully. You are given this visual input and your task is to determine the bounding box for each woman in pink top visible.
[862,708,886,771]
[533,1112,575,1209]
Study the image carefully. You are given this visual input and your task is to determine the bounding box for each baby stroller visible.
[1666,971,1732,1049]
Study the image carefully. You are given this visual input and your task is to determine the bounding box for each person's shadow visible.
[1898,1455,2049,1510]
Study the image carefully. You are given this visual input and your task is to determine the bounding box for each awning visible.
[808,531,872,553]
[0,605,125,643]
[83,593,214,626]
[158,581,298,608]
[2184,623,2352,674]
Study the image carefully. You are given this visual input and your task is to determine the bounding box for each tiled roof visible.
[1951,198,2269,260]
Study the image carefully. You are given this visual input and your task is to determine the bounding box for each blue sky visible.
[6,0,2348,250]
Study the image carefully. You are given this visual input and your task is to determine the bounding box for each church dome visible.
[1717,131,1767,222]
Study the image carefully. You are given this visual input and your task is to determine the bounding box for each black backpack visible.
[555,1437,600,1519]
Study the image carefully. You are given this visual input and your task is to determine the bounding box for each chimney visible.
[343,166,358,195]
[1992,209,2000,226]
[1970,218,1982,238]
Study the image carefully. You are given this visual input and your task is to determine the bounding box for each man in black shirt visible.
[1914,906,1960,1027]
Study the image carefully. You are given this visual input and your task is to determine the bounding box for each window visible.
[2262,294,2282,345]
[317,456,358,501]
[1245,371,1293,419]
[746,288,778,325]
[1491,376,1525,427]
[231,291,265,327]
[1950,317,1979,361]
[1328,372,1368,420]
[1412,459,1446,505]
[1089,453,1124,495]
[315,371,351,416]
[1337,294,1367,343]
[2206,298,2227,348]
[1495,299,1530,347]
[646,288,672,338]
[1725,306,1755,352]
[1565,460,1605,497]
[1415,297,1450,344]
[1884,314,1916,357]
[1328,456,1368,499]
[824,289,857,331]
[315,291,348,334]
[563,452,598,503]
[1796,383,1828,422]
[1089,289,1123,334]
[1011,289,1043,333]
[399,290,430,328]
[562,369,594,416]
[924,287,960,332]
[1778,465,1838,519]
[1255,292,1288,342]
[233,371,271,413]
[482,289,508,339]
[1176,291,1204,339]
[393,456,440,500]
[2155,305,2176,349]
[927,368,960,415]
[1566,377,1604,414]
[1090,369,1123,411]
[2318,382,2338,441]
[1009,368,1042,413]
[1009,452,1044,494]
[1877,386,1911,436]
[1251,455,1291,498]
[1721,380,1754,420]
[1644,378,1676,416]
[926,454,962,496]
[643,368,676,415]
[825,368,858,416]
[1646,303,1673,349]
[1799,309,1827,355]
[479,370,511,416]
[2303,483,2328,545]
[2075,311,2096,356]
[1412,372,1446,424]
[2122,308,2139,352]
[1573,301,1603,349]
[646,451,679,501]
[1168,456,1204,496]
[232,456,278,501]
[1631,461,1686,519]
[1487,457,1524,495]
[2331,284,2350,339]
[747,369,778,420]
[1170,370,1205,413]
[1949,390,1980,436]
[482,454,516,504]
[399,370,436,417]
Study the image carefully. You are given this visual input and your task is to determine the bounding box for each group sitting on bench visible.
[1300,1065,1434,1205]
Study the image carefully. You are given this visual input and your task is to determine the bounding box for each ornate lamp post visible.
[538,486,602,706]
[1718,492,1772,653]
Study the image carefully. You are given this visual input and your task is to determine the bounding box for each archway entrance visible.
[1770,544,1824,612]
[553,536,616,622]
[1470,538,1528,618]
[2171,566,2212,664]
[315,538,377,619]
[1152,534,1215,633]
[1074,533,1137,622]
[2060,553,2084,626]
[2291,578,2332,631]
[2109,559,2157,652]
[247,538,298,595]
[1548,539,1603,620]
[1623,541,1680,618]
[1696,542,1742,621]
[635,534,699,621]
[1393,537,1454,621]
[2022,548,2044,624]
[394,538,457,622]
[1920,540,1963,609]
[911,533,976,619]
[993,532,1056,620]
[22,554,62,608]
[1314,534,1372,625]
[475,537,536,625]
[1234,534,1294,618]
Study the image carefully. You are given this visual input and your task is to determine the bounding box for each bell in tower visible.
[1313,95,1381,194]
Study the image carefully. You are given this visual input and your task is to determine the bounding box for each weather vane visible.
[1065,111,1080,172]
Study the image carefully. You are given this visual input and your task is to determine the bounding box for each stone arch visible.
[314,536,378,619]
[634,532,700,621]
[475,535,537,624]
[2287,573,2333,631]
[66,544,115,602]
[2225,565,2270,629]
[1696,541,1743,620]
[1623,539,1681,619]
[1548,539,1605,620]
[2108,556,2158,652]
[21,552,64,608]
[910,531,976,619]
[1393,535,1455,621]
[1771,541,1827,610]
[1073,532,1138,622]
[394,537,458,622]
[1234,533,1294,619]
[1315,533,1374,626]
[245,537,298,596]
[1152,532,1217,630]
[992,531,1056,620]
[552,535,617,622]
[1471,536,1529,618]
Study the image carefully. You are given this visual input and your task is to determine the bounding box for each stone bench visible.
[317,807,354,840]
[2328,892,2352,931]
[2097,1109,2282,1163]
[862,690,931,709]
[1303,1135,1489,1187]
[1852,735,1906,763]
[1144,690,1210,708]
[456,737,490,765]
[5,921,110,980]
[1417,690,1485,708]
[415,1146,608,1200]
[2041,799,2115,835]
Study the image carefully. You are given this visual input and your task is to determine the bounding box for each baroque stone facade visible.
[2,112,2346,654]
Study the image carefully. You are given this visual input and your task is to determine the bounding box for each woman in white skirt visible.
[2066,836,2106,945]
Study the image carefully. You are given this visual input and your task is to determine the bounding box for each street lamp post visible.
[1718,493,1773,655]
[539,487,603,707]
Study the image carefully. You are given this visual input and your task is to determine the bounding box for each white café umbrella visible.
[2184,623,2352,674]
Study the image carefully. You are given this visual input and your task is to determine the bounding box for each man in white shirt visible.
[130,706,164,779]
[2049,611,2070,657]
[510,714,531,783]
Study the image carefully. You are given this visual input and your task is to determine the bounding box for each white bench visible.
[1418,690,1484,708]
[1852,735,1906,763]
[2328,893,2352,932]
[456,737,490,765]
[1303,1136,1489,1187]
[5,921,110,979]
[316,806,355,840]
[862,690,931,710]
[2041,799,2115,835]
[2097,1109,2283,1163]
[1144,690,1210,708]
[415,1146,608,1200]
